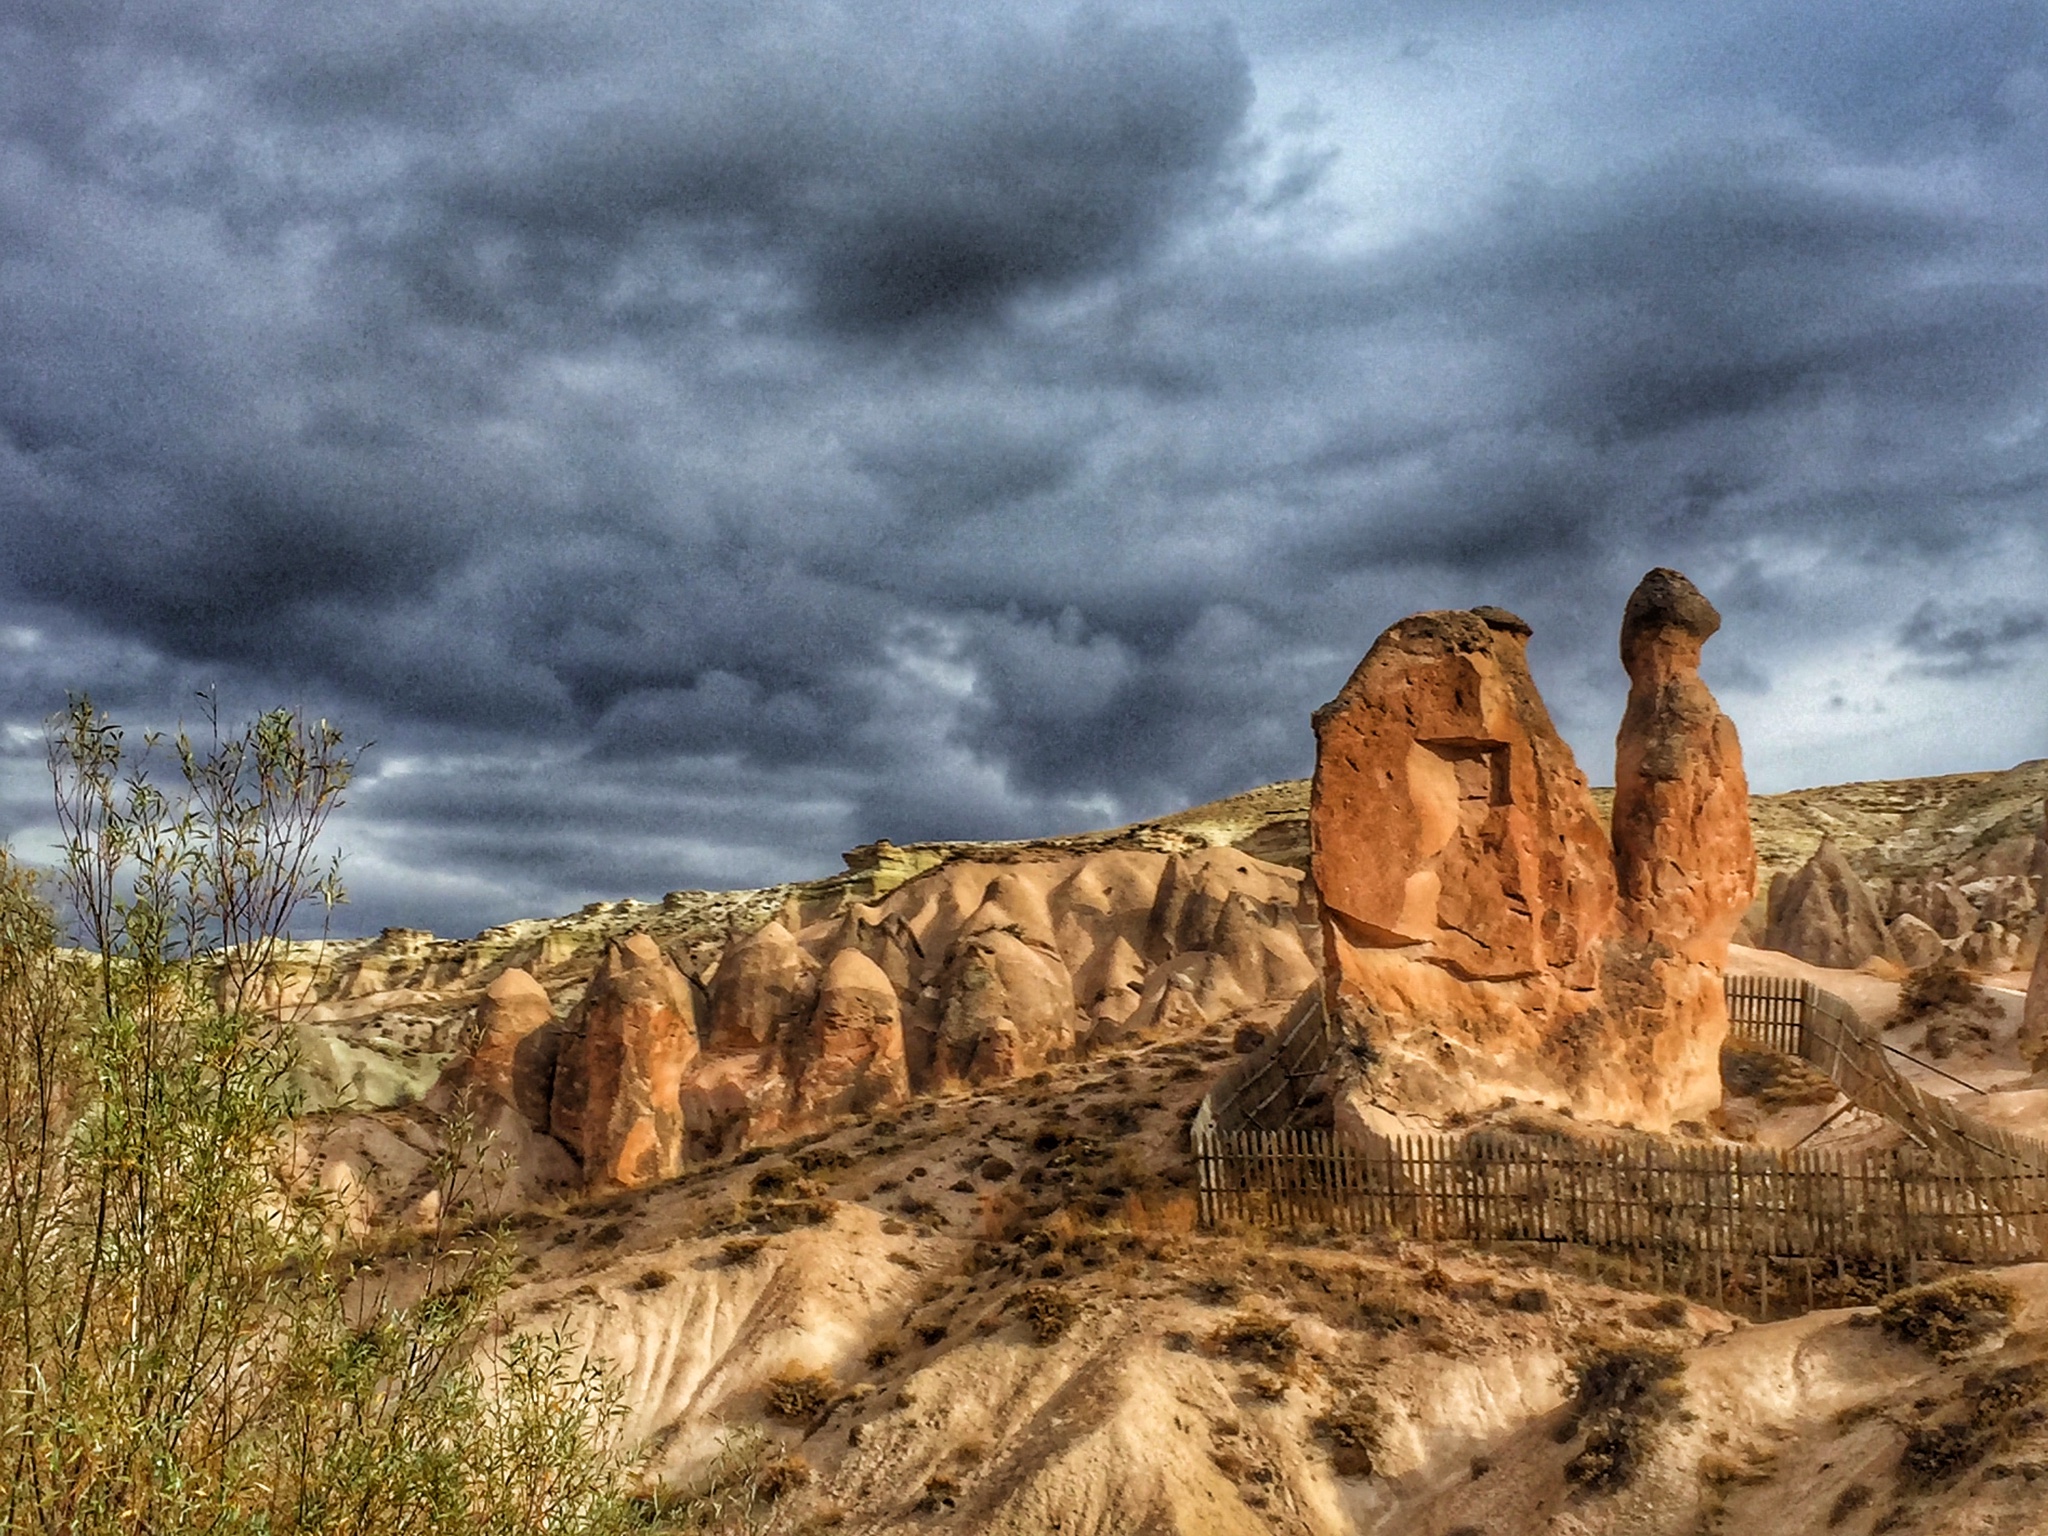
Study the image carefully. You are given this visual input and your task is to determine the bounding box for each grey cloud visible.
[1899,602,2048,676]
[2,0,2046,936]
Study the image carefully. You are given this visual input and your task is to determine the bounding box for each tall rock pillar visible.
[1608,568,1756,1123]
[1611,568,1756,963]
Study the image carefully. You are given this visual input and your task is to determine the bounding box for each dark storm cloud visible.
[1898,602,2048,677]
[2,0,2046,934]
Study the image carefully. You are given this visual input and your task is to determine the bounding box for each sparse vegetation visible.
[1900,1363,2046,1487]
[1720,1040,1840,1110]
[1894,955,1987,1023]
[1828,1482,1873,1526]
[1016,1284,1081,1342]
[1313,1395,1383,1477]
[763,1365,837,1422]
[1207,1312,1300,1368]
[0,702,659,1535]
[1561,1343,1689,1494]
[1877,1275,2018,1360]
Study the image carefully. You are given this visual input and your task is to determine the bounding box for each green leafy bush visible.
[0,702,668,1535]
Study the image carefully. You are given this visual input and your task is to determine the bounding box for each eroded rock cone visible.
[549,933,700,1190]
[706,921,819,1054]
[1890,912,1948,970]
[792,948,910,1118]
[1612,568,1756,964]
[451,966,560,1134]
[1764,838,1900,970]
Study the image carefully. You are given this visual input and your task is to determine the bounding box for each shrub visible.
[1827,1483,1872,1526]
[1016,1285,1080,1342]
[0,703,663,1536]
[1208,1312,1300,1368]
[1895,955,1985,1022]
[763,1366,837,1422]
[1900,1363,2045,1487]
[750,1162,819,1198]
[1877,1275,2018,1360]
[721,1237,771,1266]
[1314,1396,1383,1478]
[1561,1344,1688,1494]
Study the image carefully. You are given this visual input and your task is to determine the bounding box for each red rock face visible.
[1312,608,1617,985]
[1612,568,1757,965]
[550,934,700,1190]
[706,921,818,1054]
[1312,575,1750,1131]
[791,948,909,1118]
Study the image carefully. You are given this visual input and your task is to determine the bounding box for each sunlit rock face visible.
[1765,838,1900,970]
[550,934,699,1190]
[1313,572,1752,1133]
[1612,568,1757,966]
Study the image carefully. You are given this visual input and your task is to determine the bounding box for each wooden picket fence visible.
[1725,973,2048,1178]
[1190,975,2048,1301]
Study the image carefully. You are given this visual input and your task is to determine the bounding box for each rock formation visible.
[1611,569,1756,965]
[1763,838,1900,970]
[791,948,910,1118]
[550,934,701,1190]
[431,967,557,1130]
[1312,571,1752,1131]
[1888,912,1947,970]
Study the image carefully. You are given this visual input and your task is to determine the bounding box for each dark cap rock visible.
[1620,569,1720,663]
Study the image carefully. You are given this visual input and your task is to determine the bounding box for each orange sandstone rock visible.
[791,947,910,1118]
[1612,568,1756,964]
[1311,607,1616,984]
[1312,576,1747,1131]
[549,933,700,1189]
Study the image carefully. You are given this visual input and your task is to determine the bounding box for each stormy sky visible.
[3,0,2046,938]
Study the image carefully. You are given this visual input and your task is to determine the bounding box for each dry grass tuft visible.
[1015,1284,1080,1342]
[1877,1275,2018,1361]
[1900,1362,2046,1488]
[763,1365,837,1422]
[1313,1395,1383,1478]
[1207,1312,1300,1368]
[1560,1342,1687,1494]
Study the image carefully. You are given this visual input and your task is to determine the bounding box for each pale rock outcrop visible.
[1763,838,1901,970]
[550,934,701,1190]
[1888,877,1981,941]
[1889,912,1948,971]
[652,846,1315,1144]
[933,926,1078,1087]
[791,948,910,1118]
[2026,930,2048,1068]
[409,966,580,1214]
[432,967,560,1133]
[1958,921,2021,974]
